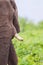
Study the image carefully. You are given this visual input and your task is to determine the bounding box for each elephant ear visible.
[10,0,17,9]
[10,0,20,33]
[13,14,20,33]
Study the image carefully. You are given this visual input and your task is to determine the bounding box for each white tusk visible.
[15,33,23,41]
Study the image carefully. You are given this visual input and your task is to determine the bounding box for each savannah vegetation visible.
[12,17,43,65]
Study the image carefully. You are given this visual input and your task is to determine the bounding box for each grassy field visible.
[12,18,43,65]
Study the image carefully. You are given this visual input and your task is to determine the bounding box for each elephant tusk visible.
[15,33,23,41]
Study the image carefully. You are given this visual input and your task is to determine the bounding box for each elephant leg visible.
[8,42,18,65]
[0,38,11,65]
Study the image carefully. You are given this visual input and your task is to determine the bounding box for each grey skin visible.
[0,0,23,65]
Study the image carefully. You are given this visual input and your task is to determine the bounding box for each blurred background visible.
[12,0,43,65]
[15,0,43,24]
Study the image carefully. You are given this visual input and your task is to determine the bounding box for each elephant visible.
[0,0,23,65]
[8,0,20,65]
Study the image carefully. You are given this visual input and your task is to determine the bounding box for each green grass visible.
[12,18,43,65]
